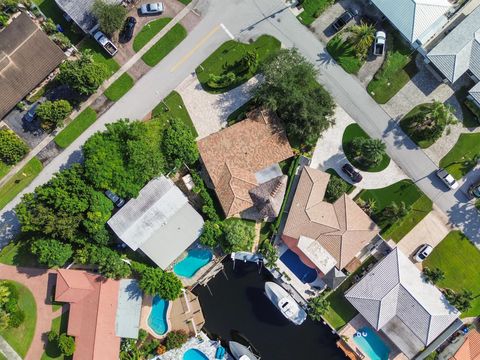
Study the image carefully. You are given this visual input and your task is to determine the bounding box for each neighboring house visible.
[370,0,451,46]
[345,248,460,359]
[281,167,380,288]
[197,109,293,219]
[0,13,66,119]
[107,176,204,270]
[450,328,480,360]
[55,269,142,360]
[55,0,122,34]
[427,5,480,107]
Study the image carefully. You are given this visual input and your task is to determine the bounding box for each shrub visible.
[191,170,220,221]
[36,100,72,131]
[8,309,25,328]
[92,0,127,35]
[41,18,57,34]
[325,175,349,203]
[138,328,148,342]
[48,330,59,342]
[422,267,445,285]
[31,238,73,268]
[0,128,29,165]
[58,333,76,356]
[51,32,72,50]
[199,220,223,248]
[0,12,9,27]
[156,344,167,355]
[165,330,188,350]
[16,101,26,111]
[221,220,255,253]
[162,117,199,169]
[207,72,236,89]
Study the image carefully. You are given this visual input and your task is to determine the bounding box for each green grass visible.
[0,352,7,360]
[323,257,376,330]
[133,18,172,52]
[0,239,40,267]
[104,73,135,101]
[356,180,432,242]
[196,35,281,93]
[178,0,191,4]
[367,28,416,104]
[0,161,11,180]
[342,123,390,172]
[297,0,334,25]
[0,281,37,358]
[41,311,69,360]
[142,23,187,67]
[326,35,364,75]
[152,91,198,137]
[439,133,480,180]
[0,157,43,210]
[399,103,437,149]
[79,38,120,76]
[54,107,97,149]
[33,0,84,44]
[455,87,479,128]
[424,231,480,318]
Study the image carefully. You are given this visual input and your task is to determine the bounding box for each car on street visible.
[469,181,480,198]
[332,10,353,33]
[414,244,433,262]
[24,102,40,122]
[105,190,125,207]
[342,163,362,183]
[139,2,164,15]
[120,16,136,43]
[436,168,459,190]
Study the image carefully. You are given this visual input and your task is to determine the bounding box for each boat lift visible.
[231,251,264,273]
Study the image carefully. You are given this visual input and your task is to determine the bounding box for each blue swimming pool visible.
[183,348,209,360]
[280,249,317,283]
[148,295,169,336]
[174,248,213,278]
[353,327,390,360]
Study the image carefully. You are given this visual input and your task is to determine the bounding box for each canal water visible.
[194,260,346,360]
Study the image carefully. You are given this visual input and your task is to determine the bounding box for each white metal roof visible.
[371,0,451,43]
[297,236,336,275]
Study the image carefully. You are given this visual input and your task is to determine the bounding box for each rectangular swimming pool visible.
[279,249,317,284]
[353,327,390,360]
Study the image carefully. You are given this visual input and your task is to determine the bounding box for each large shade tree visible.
[92,0,127,35]
[162,117,199,169]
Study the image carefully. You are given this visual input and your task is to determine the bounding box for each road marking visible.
[170,25,221,72]
[220,23,235,40]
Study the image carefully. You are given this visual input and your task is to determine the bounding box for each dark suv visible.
[105,190,126,207]
[342,163,362,183]
[469,181,480,198]
[120,16,136,43]
[332,11,353,33]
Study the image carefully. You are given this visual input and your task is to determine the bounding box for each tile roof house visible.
[451,329,480,360]
[0,13,66,119]
[107,176,204,269]
[197,109,293,218]
[282,167,379,277]
[345,248,459,359]
[370,0,451,45]
[55,270,142,360]
[427,5,480,106]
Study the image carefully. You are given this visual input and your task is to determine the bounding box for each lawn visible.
[0,239,40,267]
[104,73,135,101]
[297,0,334,26]
[0,281,37,358]
[152,91,198,137]
[323,257,377,330]
[54,107,97,149]
[33,0,84,44]
[342,123,390,172]
[41,311,69,360]
[424,231,480,318]
[0,161,11,180]
[455,87,479,128]
[142,23,187,67]
[367,28,417,104]
[399,103,437,148]
[326,35,364,75]
[356,180,432,242]
[439,133,480,180]
[79,38,120,76]
[196,35,281,93]
[0,157,43,210]
[133,18,172,52]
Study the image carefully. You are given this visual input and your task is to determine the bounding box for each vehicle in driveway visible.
[436,168,459,190]
[120,16,136,43]
[414,244,433,262]
[342,163,362,183]
[140,2,164,15]
[373,31,386,56]
[24,102,40,122]
[93,30,118,56]
[469,181,480,198]
[332,10,353,33]
[105,190,125,207]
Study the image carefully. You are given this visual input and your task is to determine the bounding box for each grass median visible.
[142,23,187,67]
[54,107,97,149]
[152,91,197,137]
[133,18,172,52]
[104,73,135,101]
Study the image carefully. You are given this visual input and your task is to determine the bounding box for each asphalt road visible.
[0,0,478,247]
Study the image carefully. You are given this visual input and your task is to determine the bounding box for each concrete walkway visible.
[310,104,408,189]
[0,336,21,360]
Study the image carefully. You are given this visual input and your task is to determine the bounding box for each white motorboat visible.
[229,341,260,360]
[265,281,307,325]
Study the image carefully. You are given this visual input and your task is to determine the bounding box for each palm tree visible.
[348,23,376,59]
[307,295,330,322]
[410,101,456,141]
[422,267,445,284]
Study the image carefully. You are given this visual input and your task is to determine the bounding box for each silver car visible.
[140,2,164,15]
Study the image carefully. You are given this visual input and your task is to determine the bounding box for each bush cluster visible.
[190,170,220,222]
[0,129,29,165]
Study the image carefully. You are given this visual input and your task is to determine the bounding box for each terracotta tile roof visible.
[0,13,66,119]
[452,329,480,360]
[55,270,121,360]
[197,109,293,217]
[282,167,379,269]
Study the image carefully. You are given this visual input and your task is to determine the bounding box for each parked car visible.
[105,190,125,207]
[342,163,362,183]
[120,16,136,43]
[373,31,386,56]
[140,2,164,15]
[414,244,433,262]
[24,102,40,122]
[332,10,353,33]
[93,30,118,56]
[436,168,459,190]
[469,181,480,198]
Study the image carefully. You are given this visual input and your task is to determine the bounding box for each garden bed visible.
[439,133,480,180]
[399,103,436,148]
[326,35,364,75]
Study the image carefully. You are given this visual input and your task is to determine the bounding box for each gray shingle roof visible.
[345,248,458,349]
[427,6,480,82]
[469,82,480,104]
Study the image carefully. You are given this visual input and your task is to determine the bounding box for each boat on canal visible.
[264,281,307,325]
[229,341,260,360]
